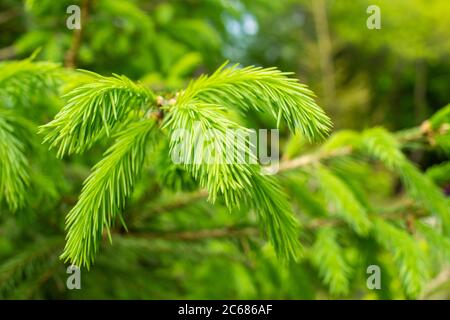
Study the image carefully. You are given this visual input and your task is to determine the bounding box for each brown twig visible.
[271,146,352,173]
[126,202,427,241]
[127,226,259,241]
[144,190,209,214]
[129,190,209,226]
[0,45,16,60]
[0,9,18,24]
[419,268,450,300]
[64,0,90,68]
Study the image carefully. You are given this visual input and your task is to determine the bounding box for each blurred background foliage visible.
[0,0,449,299]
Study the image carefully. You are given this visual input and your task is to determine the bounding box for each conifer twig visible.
[128,201,427,240]
[131,122,433,224]
[130,190,209,226]
[0,9,18,24]
[0,45,16,60]
[126,226,259,241]
[272,146,352,173]
[64,0,90,68]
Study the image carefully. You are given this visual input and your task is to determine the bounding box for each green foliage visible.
[0,58,61,212]
[0,111,31,211]
[153,141,198,192]
[360,127,405,169]
[164,100,256,206]
[161,61,333,261]
[430,103,450,129]
[176,62,332,140]
[311,227,350,296]
[2,58,448,298]
[321,130,360,151]
[285,175,327,218]
[418,222,450,262]
[248,175,301,261]
[316,166,371,235]
[360,127,450,232]
[0,57,60,107]
[60,119,158,268]
[1,0,449,300]
[0,237,63,298]
[400,162,450,233]
[374,219,429,297]
[332,0,450,61]
[40,72,155,158]
[430,103,450,153]
[39,61,332,267]
[426,161,450,185]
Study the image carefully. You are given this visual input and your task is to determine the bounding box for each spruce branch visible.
[429,103,450,129]
[427,103,450,154]
[311,227,350,296]
[426,161,450,185]
[360,127,450,232]
[374,218,429,298]
[40,71,156,158]
[0,237,63,298]
[60,119,158,268]
[316,165,371,235]
[267,120,448,175]
[163,101,256,206]
[417,222,450,262]
[0,58,60,106]
[400,162,450,233]
[163,101,301,261]
[248,175,301,261]
[126,226,259,241]
[175,61,332,141]
[0,110,31,211]
[158,62,332,261]
[40,62,332,266]
[131,119,445,227]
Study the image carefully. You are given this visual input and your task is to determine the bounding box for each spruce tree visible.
[1,0,449,300]
[0,57,449,298]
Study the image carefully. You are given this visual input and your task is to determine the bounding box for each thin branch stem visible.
[129,190,209,227]
[272,146,352,173]
[126,226,259,241]
[126,202,427,241]
[0,45,16,60]
[64,0,90,68]
[0,9,18,24]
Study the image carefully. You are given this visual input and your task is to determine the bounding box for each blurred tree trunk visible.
[312,0,336,115]
[64,0,90,68]
[414,59,428,122]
